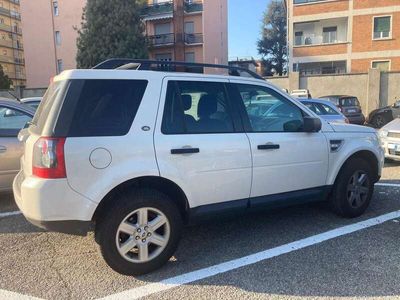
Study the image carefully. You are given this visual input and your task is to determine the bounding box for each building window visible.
[55,31,61,45]
[294,31,303,46]
[184,21,194,34]
[372,60,390,72]
[53,1,59,16]
[57,59,63,74]
[373,16,391,39]
[323,27,337,44]
[185,52,195,63]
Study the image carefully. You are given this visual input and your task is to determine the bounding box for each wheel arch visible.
[92,176,190,224]
[331,150,380,186]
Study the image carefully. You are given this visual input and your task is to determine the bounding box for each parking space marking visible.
[376,183,400,188]
[100,210,400,300]
[0,289,43,300]
[0,211,21,219]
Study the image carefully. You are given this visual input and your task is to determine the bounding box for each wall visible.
[0,87,47,99]
[266,69,400,113]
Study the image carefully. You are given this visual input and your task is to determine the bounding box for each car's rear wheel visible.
[330,158,374,218]
[96,189,182,275]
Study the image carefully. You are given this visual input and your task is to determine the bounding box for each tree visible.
[0,64,12,89]
[76,0,148,68]
[257,0,287,76]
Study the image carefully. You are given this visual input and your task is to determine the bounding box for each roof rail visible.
[92,59,264,80]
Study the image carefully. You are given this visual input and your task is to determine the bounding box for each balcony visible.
[294,0,329,4]
[184,33,203,45]
[294,18,348,47]
[184,0,203,13]
[9,0,20,4]
[142,1,173,19]
[147,33,175,47]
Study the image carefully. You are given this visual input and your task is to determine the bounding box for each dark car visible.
[319,95,365,125]
[367,100,400,128]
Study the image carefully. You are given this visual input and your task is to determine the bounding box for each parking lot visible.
[0,162,399,300]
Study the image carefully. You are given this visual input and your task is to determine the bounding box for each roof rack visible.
[92,59,264,80]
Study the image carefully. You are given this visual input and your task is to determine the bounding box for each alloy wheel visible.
[346,170,370,209]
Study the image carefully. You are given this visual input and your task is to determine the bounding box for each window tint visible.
[237,84,305,132]
[303,102,339,116]
[66,80,148,137]
[0,106,32,136]
[162,81,234,134]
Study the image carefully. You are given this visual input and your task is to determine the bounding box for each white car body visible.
[13,69,384,228]
[379,118,400,161]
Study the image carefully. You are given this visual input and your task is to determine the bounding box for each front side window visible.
[237,84,305,132]
[0,106,32,136]
[162,81,235,134]
[373,16,391,39]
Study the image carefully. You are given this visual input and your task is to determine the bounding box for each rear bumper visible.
[13,171,97,236]
[346,114,365,125]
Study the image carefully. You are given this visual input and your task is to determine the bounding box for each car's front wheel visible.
[330,158,374,218]
[96,189,183,275]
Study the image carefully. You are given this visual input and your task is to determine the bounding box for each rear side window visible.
[340,97,359,107]
[162,81,235,134]
[63,80,148,137]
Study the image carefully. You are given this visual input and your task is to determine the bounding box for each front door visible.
[230,82,329,201]
[154,78,252,210]
[0,105,32,191]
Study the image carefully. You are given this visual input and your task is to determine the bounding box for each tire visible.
[372,114,387,128]
[330,158,374,218]
[96,188,183,275]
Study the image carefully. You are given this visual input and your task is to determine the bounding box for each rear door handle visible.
[0,146,7,153]
[171,148,200,155]
[257,144,280,150]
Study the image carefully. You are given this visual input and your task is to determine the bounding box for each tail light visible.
[33,137,66,179]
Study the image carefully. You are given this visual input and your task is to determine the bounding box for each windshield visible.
[340,97,360,107]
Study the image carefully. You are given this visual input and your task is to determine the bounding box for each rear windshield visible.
[31,80,68,133]
[55,79,148,137]
[340,97,359,107]
[303,102,339,116]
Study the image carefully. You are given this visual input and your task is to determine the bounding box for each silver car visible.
[21,97,42,110]
[300,99,349,124]
[0,99,35,192]
[379,118,400,162]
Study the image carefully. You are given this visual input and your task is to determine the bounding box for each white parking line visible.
[0,211,21,219]
[0,289,43,300]
[376,182,400,188]
[100,210,400,300]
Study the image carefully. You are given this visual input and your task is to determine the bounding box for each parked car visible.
[0,99,35,192]
[290,89,311,99]
[379,117,400,161]
[21,97,42,110]
[14,60,383,276]
[319,95,365,125]
[367,100,400,128]
[300,99,349,124]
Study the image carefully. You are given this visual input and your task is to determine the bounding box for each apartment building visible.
[0,0,25,87]
[20,0,227,88]
[20,0,85,88]
[286,0,400,75]
[143,0,227,66]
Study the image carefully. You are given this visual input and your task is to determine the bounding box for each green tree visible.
[76,0,148,68]
[0,64,12,89]
[257,0,287,76]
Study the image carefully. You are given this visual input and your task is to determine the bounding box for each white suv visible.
[14,60,384,275]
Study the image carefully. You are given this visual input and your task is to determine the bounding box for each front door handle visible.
[0,146,7,153]
[257,144,280,150]
[171,148,200,155]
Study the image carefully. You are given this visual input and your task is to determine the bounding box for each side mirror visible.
[4,109,16,117]
[303,116,322,133]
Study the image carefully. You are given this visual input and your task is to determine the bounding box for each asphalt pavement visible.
[0,161,399,300]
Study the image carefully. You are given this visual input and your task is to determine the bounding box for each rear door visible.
[230,81,329,202]
[0,105,32,191]
[154,77,252,210]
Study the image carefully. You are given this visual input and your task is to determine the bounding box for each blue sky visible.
[228,0,271,60]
